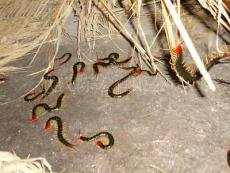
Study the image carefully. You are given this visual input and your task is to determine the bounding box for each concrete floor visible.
[1,1,230,173]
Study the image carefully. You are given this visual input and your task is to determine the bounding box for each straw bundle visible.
[0,0,74,76]
[197,0,230,31]
[0,0,229,90]
[0,151,53,173]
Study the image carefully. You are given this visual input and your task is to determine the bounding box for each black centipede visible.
[45,116,76,148]
[31,93,64,121]
[41,69,59,99]
[24,86,46,102]
[169,45,230,85]
[55,53,72,66]
[108,65,157,98]
[108,72,134,98]
[80,131,114,150]
[70,61,85,85]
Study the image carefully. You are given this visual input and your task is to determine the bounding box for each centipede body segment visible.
[45,116,76,148]
[31,93,65,121]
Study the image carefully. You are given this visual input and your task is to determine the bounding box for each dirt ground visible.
[0,1,230,173]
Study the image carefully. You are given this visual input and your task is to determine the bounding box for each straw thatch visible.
[0,151,53,173]
[0,0,74,75]
[0,0,229,90]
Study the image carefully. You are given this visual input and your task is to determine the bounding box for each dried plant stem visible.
[100,0,161,69]
[136,0,157,72]
[162,0,216,91]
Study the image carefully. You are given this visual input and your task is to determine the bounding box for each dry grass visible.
[0,0,229,90]
[0,0,74,76]
[0,151,53,173]
[74,0,230,90]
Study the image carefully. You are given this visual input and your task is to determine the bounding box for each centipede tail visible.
[24,86,46,102]
[45,116,75,148]
[71,61,85,85]
[108,66,144,98]
[55,53,72,66]
[203,51,230,71]
[80,131,114,149]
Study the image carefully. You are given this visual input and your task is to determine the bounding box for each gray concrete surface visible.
[1,1,230,173]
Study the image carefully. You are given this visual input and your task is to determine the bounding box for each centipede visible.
[45,116,76,148]
[41,69,59,99]
[108,72,134,98]
[31,93,64,121]
[108,65,157,98]
[169,45,230,85]
[80,131,114,150]
[70,61,85,85]
[24,86,46,102]
[55,53,72,66]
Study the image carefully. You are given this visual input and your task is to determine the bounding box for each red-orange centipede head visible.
[175,45,183,55]
[44,123,51,129]
[79,68,84,74]
[132,69,142,76]
[96,140,103,147]
[31,115,38,121]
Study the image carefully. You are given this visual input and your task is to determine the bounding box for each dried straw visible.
[0,151,53,173]
[0,0,74,75]
[197,0,230,32]
[1,0,229,91]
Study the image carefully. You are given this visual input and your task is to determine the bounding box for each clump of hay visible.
[73,0,229,90]
[0,151,53,173]
[0,0,74,76]
[0,0,229,90]
[198,0,230,31]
